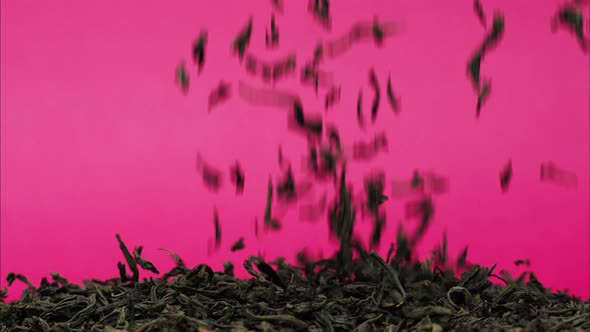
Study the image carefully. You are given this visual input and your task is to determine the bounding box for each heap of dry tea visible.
[1,232,589,331]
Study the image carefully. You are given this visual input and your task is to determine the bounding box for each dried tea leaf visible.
[6,273,34,289]
[265,15,280,48]
[231,237,245,252]
[369,69,381,122]
[230,162,245,194]
[324,86,341,110]
[176,62,190,94]
[552,4,589,52]
[476,79,491,117]
[357,89,364,128]
[386,74,400,115]
[157,248,186,268]
[481,12,505,54]
[196,154,224,191]
[467,52,482,90]
[192,30,208,73]
[224,261,234,276]
[264,178,282,230]
[208,81,232,112]
[473,0,486,27]
[500,160,513,192]
[308,0,332,30]
[115,234,139,282]
[456,246,469,269]
[133,246,160,274]
[214,208,222,248]
[232,17,253,59]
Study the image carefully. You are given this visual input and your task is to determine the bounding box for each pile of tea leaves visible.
[1,228,588,332]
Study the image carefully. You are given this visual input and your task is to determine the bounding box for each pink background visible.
[1,0,589,301]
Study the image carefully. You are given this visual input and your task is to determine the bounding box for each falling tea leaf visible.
[176,62,190,94]
[386,74,400,115]
[473,0,487,27]
[232,17,253,60]
[192,30,208,73]
[231,237,245,252]
[500,160,513,192]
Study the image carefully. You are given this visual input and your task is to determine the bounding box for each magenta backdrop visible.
[1,0,589,301]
